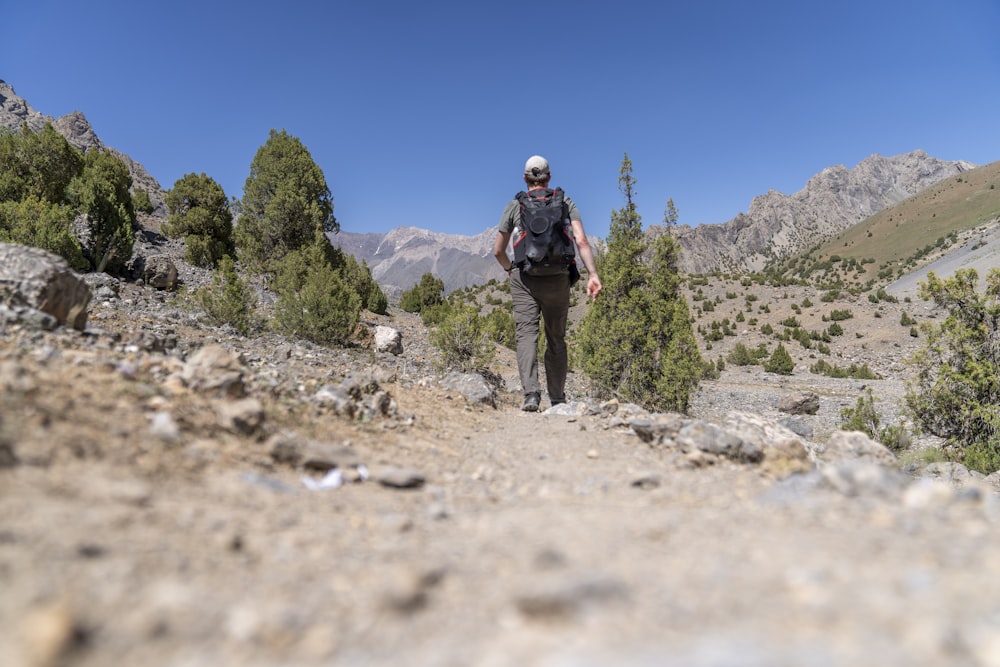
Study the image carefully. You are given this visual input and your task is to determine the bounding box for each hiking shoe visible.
[522,392,540,412]
[550,397,566,406]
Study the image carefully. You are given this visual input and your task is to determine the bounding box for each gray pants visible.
[510,270,570,400]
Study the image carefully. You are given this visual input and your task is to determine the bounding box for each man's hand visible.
[586,275,602,301]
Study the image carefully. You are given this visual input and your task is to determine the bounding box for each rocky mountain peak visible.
[673,150,975,274]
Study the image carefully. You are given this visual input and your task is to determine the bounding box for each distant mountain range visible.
[1,80,981,295]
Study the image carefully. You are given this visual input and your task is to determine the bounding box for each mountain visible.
[671,151,975,275]
[0,80,169,222]
[329,226,504,298]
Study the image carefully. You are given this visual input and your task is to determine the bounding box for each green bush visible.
[164,173,234,268]
[132,188,155,214]
[840,389,911,452]
[0,196,88,270]
[270,242,361,346]
[68,149,136,274]
[727,342,755,366]
[483,307,515,350]
[764,343,794,375]
[810,359,881,379]
[906,269,1000,473]
[194,255,259,335]
[430,304,494,373]
[400,273,445,313]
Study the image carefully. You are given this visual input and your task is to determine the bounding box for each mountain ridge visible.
[1,80,983,294]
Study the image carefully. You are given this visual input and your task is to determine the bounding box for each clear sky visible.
[4,0,999,240]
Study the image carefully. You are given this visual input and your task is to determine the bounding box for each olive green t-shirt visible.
[498,191,581,234]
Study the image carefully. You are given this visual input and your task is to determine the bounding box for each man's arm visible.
[571,219,602,301]
[493,231,513,272]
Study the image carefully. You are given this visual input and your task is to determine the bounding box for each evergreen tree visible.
[0,195,88,270]
[164,173,234,268]
[575,153,702,411]
[68,149,136,274]
[270,238,361,347]
[764,343,795,375]
[400,273,446,313]
[235,129,337,274]
[663,197,679,233]
[195,254,260,335]
[0,123,83,205]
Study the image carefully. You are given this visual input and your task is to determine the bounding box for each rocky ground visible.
[4,238,1000,667]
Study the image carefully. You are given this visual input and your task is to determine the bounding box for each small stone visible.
[374,466,426,489]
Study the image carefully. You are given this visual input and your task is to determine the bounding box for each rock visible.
[516,576,629,620]
[0,242,91,330]
[721,412,812,473]
[373,465,425,489]
[820,430,896,466]
[180,344,246,397]
[441,372,495,408]
[820,460,909,498]
[374,325,403,355]
[676,420,749,460]
[920,461,980,486]
[217,398,265,435]
[142,255,178,290]
[778,391,820,415]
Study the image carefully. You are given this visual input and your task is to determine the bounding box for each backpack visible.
[512,187,577,278]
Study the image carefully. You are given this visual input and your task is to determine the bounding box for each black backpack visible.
[512,187,577,278]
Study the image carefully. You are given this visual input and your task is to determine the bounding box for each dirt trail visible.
[5,380,1000,667]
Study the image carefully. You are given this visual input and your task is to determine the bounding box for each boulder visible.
[142,255,178,290]
[778,391,820,415]
[374,326,403,355]
[0,243,91,330]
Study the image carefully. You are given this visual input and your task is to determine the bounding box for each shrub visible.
[194,255,259,335]
[164,173,234,268]
[132,188,155,214]
[727,342,755,366]
[829,309,853,321]
[764,344,794,375]
[400,273,445,313]
[576,156,701,412]
[840,389,911,452]
[900,311,917,326]
[270,242,361,346]
[483,307,515,350]
[430,304,494,372]
[68,149,136,274]
[906,269,1000,473]
[0,196,88,270]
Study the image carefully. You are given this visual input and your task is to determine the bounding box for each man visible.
[493,155,602,412]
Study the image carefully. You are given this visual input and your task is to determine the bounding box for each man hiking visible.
[493,155,602,412]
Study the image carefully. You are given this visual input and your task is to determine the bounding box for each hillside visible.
[773,160,1000,290]
[672,151,976,275]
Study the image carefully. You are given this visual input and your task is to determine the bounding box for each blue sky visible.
[4,1,999,240]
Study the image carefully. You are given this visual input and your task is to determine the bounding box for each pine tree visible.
[164,173,234,268]
[234,129,337,275]
[575,153,702,412]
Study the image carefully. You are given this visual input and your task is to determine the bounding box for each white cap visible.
[524,155,550,178]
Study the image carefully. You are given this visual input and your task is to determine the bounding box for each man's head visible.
[523,155,550,187]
